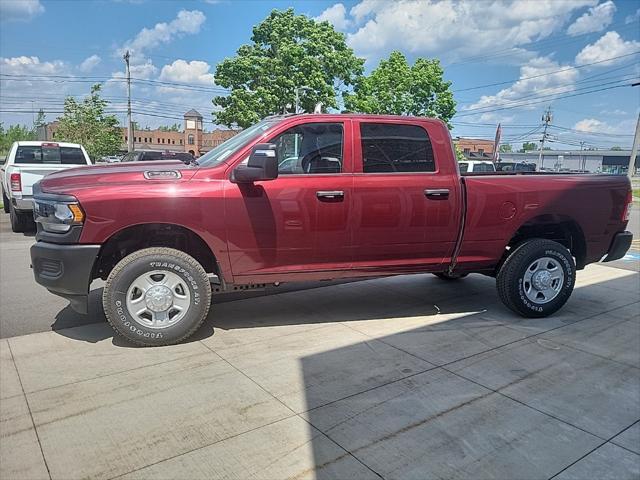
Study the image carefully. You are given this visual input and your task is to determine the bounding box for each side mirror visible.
[231,143,279,183]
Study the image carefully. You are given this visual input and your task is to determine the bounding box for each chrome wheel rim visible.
[125,270,191,329]
[522,257,564,305]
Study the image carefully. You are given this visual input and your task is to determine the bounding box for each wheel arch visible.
[502,214,587,270]
[93,223,222,282]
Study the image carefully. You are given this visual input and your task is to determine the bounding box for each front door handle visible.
[424,189,450,200]
[316,190,344,201]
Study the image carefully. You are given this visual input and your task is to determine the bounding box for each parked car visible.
[120,150,195,164]
[30,114,633,346]
[458,160,496,173]
[1,141,92,232]
[99,155,123,163]
[496,161,537,172]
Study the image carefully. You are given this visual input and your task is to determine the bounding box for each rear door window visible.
[360,123,435,173]
[15,145,86,165]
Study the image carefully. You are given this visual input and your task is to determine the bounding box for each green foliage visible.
[55,84,121,160]
[213,8,364,128]
[344,51,456,128]
[0,123,37,155]
[499,144,512,152]
[611,146,622,151]
[158,123,181,132]
[520,141,537,153]
[454,144,466,161]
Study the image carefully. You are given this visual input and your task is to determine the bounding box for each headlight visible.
[33,198,85,233]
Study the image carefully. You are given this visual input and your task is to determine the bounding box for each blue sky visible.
[1,0,638,150]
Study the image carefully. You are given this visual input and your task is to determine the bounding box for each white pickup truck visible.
[1,141,92,232]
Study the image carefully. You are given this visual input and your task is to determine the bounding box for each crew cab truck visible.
[30,114,633,346]
[1,141,92,232]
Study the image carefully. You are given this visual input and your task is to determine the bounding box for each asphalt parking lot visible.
[1,209,639,479]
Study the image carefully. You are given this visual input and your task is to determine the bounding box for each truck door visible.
[224,119,354,281]
[351,120,461,273]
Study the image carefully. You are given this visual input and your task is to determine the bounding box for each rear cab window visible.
[359,123,436,173]
[15,144,87,165]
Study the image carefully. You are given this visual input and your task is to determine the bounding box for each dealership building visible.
[497,150,637,174]
[39,109,239,157]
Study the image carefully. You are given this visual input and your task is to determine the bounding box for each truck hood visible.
[38,161,198,194]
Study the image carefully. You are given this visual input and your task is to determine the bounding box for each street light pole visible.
[123,50,133,153]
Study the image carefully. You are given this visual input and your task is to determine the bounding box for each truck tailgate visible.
[15,164,83,195]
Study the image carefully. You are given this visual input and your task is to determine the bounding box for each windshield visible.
[198,119,279,167]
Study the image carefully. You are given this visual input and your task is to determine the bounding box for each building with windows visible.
[39,109,239,157]
[498,149,637,174]
[453,137,495,159]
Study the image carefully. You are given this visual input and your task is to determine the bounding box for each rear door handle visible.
[316,190,344,201]
[424,189,450,200]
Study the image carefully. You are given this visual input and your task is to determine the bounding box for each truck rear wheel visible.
[103,247,212,346]
[496,239,575,318]
[9,204,29,233]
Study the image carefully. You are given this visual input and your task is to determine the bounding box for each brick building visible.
[40,109,239,157]
[453,137,495,158]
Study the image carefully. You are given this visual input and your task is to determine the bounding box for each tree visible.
[519,141,537,153]
[344,51,456,128]
[213,8,364,128]
[55,84,121,159]
[454,144,466,161]
[499,144,512,153]
[0,123,37,155]
[611,146,622,151]
[158,123,181,132]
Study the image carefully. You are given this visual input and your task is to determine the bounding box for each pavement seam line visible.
[6,339,52,480]
[199,341,394,480]
[334,301,640,441]
[547,419,640,479]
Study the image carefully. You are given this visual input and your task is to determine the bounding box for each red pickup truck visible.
[30,114,633,346]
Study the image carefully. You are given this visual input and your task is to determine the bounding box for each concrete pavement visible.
[1,263,639,479]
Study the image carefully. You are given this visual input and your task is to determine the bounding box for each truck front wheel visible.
[103,247,212,346]
[496,239,575,318]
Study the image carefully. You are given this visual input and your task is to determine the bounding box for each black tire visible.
[496,239,575,318]
[2,189,9,214]
[433,272,468,281]
[9,204,29,233]
[103,247,212,346]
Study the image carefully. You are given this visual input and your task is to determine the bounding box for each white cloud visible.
[123,9,206,57]
[159,59,215,85]
[465,56,579,113]
[0,0,44,22]
[573,117,636,137]
[315,3,352,31]
[625,8,640,24]
[343,0,596,62]
[600,109,627,115]
[575,31,640,66]
[567,1,615,36]
[78,54,101,73]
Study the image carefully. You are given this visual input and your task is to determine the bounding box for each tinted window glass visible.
[271,123,343,175]
[458,162,469,172]
[15,145,86,165]
[360,123,435,173]
[474,163,495,172]
[60,147,87,164]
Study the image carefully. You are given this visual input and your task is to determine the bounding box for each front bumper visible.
[12,195,33,211]
[31,241,101,314]
[602,231,633,262]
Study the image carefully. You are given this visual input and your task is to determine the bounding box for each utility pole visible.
[538,106,552,169]
[628,112,639,178]
[123,50,133,153]
[580,141,586,172]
